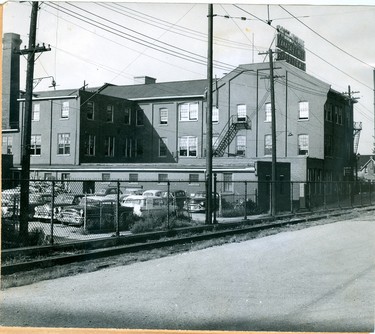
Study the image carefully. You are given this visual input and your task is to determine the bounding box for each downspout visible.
[285,70,288,157]
[49,100,53,165]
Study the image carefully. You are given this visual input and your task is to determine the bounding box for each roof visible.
[99,79,208,101]
[358,155,375,170]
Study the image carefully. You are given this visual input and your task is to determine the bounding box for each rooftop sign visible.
[276,25,306,71]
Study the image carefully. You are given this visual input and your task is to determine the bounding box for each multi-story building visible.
[2,33,357,206]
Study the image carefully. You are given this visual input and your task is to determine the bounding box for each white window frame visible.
[124,107,131,125]
[32,103,40,121]
[179,136,198,157]
[265,102,272,122]
[179,102,198,121]
[237,104,247,122]
[298,101,309,120]
[160,108,168,125]
[30,134,41,155]
[57,133,70,155]
[223,173,234,193]
[236,135,246,155]
[298,134,309,155]
[61,101,69,119]
[212,107,219,123]
[87,101,95,120]
[104,136,115,157]
[106,105,114,123]
[2,136,13,154]
[159,137,168,157]
[85,134,96,156]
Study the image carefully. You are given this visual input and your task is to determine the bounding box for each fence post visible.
[370,181,373,205]
[244,181,247,220]
[213,173,218,224]
[84,194,87,232]
[50,180,55,245]
[336,183,341,208]
[360,182,363,206]
[167,180,170,229]
[116,180,120,237]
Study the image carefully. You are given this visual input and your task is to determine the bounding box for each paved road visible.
[1,214,374,332]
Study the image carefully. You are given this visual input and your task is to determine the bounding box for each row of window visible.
[32,102,70,121]
[265,101,309,122]
[324,104,348,126]
[28,134,71,156]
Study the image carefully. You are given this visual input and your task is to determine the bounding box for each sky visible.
[2,0,375,155]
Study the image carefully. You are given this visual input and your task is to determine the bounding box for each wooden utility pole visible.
[269,49,277,217]
[205,4,214,225]
[18,2,51,242]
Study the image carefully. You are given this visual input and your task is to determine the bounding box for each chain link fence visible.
[2,178,374,249]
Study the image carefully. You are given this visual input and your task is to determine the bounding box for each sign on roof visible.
[276,25,306,71]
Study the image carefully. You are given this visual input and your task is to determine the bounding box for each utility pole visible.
[269,49,277,216]
[17,1,51,243]
[206,3,214,224]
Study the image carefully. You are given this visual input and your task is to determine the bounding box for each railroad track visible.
[1,207,372,276]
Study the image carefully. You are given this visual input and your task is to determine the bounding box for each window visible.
[298,134,309,155]
[57,133,70,155]
[265,103,271,122]
[179,102,198,121]
[237,104,246,122]
[124,138,132,158]
[159,137,168,157]
[102,173,110,181]
[223,173,233,192]
[189,173,199,184]
[179,136,197,157]
[160,108,168,125]
[61,101,69,118]
[30,135,41,155]
[129,173,138,183]
[106,105,114,122]
[298,101,309,120]
[87,101,95,120]
[334,106,339,124]
[124,107,131,124]
[325,104,332,122]
[85,134,96,156]
[136,109,144,126]
[264,134,272,156]
[2,136,13,154]
[212,135,219,150]
[338,107,343,125]
[158,174,168,184]
[236,135,246,156]
[61,173,70,181]
[104,136,115,157]
[212,107,219,123]
[324,135,333,156]
[32,103,40,121]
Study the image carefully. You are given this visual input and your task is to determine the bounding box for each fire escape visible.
[353,121,362,154]
[213,115,252,157]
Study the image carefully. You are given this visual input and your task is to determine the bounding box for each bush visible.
[130,210,167,234]
[84,208,135,233]
[221,199,259,217]
[28,227,47,246]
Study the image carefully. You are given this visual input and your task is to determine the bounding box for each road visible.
[1,213,374,332]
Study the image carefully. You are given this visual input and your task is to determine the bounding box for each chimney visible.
[2,33,22,129]
[134,76,156,85]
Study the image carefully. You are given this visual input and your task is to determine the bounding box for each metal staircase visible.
[353,121,362,154]
[213,115,251,157]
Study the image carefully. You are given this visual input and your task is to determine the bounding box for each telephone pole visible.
[206,3,213,224]
[17,1,51,242]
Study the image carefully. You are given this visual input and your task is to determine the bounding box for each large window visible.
[85,134,96,156]
[298,134,309,155]
[223,173,233,192]
[212,107,219,123]
[104,136,115,157]
[298,101,309,120]
[159,137,168,157]
[136,109,144,126]
[158,173,168,184]
[237,104,246,122]
[87,101,95,120]
[124,138,132,158]
[325,103,332,122]
[236,135,246,156]
[57,133,70,155]
[179,102,198,121]
[106,105,114,122]
[212,135,219,150]
[32,103,40,121]
[61,101,69,119]
[2,136,13,154]
[179,136,197,157]
[265,103,271,122]
[264,134,272,156]
[124,107,131,124]
[159,108,168,125]
[30,135,41,155]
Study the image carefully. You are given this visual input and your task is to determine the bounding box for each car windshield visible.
[55,195,76,204]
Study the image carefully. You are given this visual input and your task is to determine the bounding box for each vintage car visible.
[185,191,219,213]
[142,189,163,198]
[161,190,187,210]
[34,193,84,221]
[121,195,168,216]
[57,197,132,229]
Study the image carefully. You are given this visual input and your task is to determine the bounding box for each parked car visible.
[161,190,187,209]
[185,191,219,213]
[34,193,84,221]
[57,197,132,228]
[90,187,124,201]
[121,195,168,216]
[142,189,163,197]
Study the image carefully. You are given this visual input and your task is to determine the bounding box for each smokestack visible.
[2,33,22,129]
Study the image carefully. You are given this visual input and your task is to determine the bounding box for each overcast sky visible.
[2,1,375,154]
